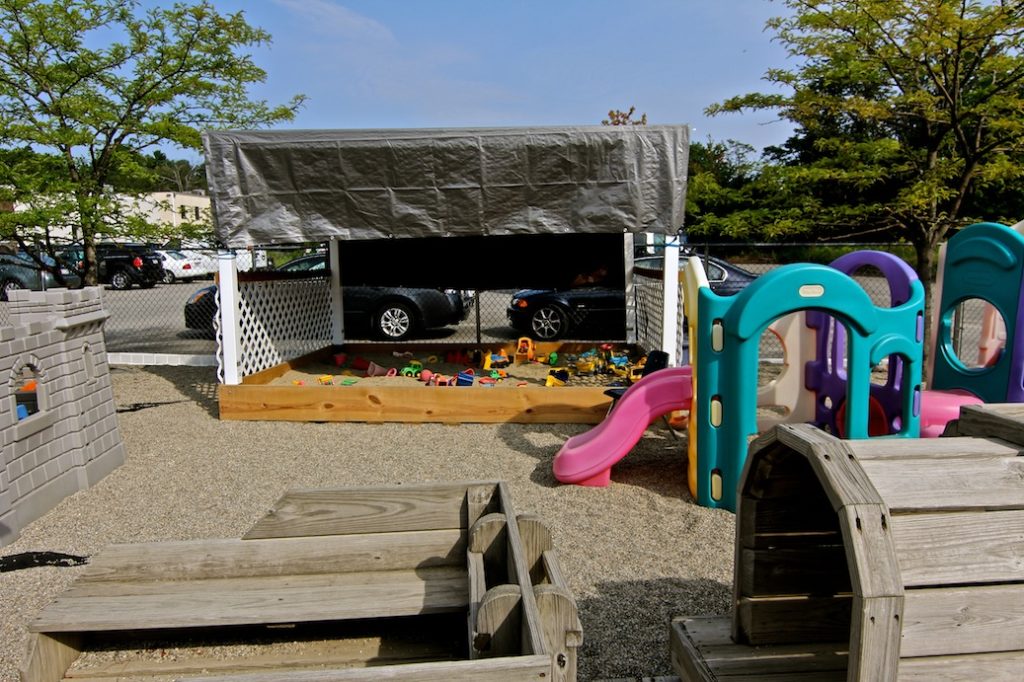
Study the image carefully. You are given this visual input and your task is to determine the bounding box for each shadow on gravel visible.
[137,365,221,419]
[575,577,732,681]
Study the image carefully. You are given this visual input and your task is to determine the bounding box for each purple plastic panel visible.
[805,251,919,434]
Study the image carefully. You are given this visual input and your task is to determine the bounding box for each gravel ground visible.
[0,364,734,681]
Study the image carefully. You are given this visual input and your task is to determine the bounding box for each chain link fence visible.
[0,241,990,373]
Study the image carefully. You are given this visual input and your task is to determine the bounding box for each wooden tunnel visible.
[21,481,582,681]
[672,404,1024,681]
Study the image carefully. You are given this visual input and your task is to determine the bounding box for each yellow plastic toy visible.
[514,337,535,363]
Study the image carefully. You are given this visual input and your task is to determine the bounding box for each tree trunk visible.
[913,236,939,385]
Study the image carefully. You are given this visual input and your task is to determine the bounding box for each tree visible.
[603,106,648,126]
[707,0,1024,311]
[0,0,304,284]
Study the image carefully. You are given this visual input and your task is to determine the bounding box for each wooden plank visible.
[849,436,1022,460]
[243,483,482,539]
[897,651,1024,681]
[737,545,850,596]
[835,503,903,680]
[466,484,500,528]
[776,424,884,510]
[18,632,80,682]
[954,403,1024,445]
[848,595,902,682]
[30,566,468,632]
[738,494,840,548]
[517,514,554,585]
[467,551,487,661]
[186,654,554,681]
[79,530,466,582]
[735,595,853,646]
[669,617,848,681]
[219,383,611,424]
[498,481,547,657]
[474,584,522,658]
[541,549,569,589]
[859,455,1024,512]
[469,512,508,588]
[534,585,582,682]
[901,584,1024,658]
[891,509,1024,586]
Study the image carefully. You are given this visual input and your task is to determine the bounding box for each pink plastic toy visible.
[553,366,693,486]
[919,389,983,438]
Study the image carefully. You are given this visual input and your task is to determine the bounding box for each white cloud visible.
[271,0,395,45]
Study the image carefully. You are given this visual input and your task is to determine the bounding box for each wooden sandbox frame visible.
[219,342,635,423]
[21,481,582,681]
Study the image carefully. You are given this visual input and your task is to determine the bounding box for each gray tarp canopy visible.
[203,125,689,248]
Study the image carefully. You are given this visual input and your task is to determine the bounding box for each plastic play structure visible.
[684,254,925,510]
[929,221,1024,402]
[552,365,692,486]
[555,228,1024,510]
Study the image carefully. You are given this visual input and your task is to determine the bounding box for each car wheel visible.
[374,302,416,341]
[1,278,22,302]
[109,270,131,290]
[162,269,176,284]
[531,304,568,340]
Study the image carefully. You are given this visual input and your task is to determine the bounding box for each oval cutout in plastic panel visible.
[711,320,724,351]
[710,397,723,426]
[799,284,826,298]
[711,469,723,501]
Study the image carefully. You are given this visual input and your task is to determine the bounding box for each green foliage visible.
[0,0,304,283]
[602,106,647,126]
[703,0,1024,287]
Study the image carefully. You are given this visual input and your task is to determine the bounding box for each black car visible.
[507,253,758,340]
[184,254,473,341]
[58,243,163,290]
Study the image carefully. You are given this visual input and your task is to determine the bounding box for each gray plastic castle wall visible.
[0,288,125,546]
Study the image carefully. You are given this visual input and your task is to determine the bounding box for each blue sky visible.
[192,0,794,154]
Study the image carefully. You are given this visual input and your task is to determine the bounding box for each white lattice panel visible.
[634,273,665,353]
[233,278,332,378]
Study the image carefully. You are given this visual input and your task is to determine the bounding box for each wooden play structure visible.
[21,481,582,681]
[671,404,1024,681]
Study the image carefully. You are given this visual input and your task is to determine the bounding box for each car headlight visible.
[513,298,528,308]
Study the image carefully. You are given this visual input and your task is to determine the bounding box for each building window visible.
[180,205,187,219]
[194,206,201,220]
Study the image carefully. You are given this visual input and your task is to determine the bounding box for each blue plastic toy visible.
[687,259,924,511]
[930,222,1024,402]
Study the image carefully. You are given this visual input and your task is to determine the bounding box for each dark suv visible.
[59,243,163,290]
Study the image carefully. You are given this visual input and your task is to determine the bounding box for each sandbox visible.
[219,342,647,423]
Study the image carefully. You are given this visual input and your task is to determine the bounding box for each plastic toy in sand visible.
[400,361,423,378]
[546,368,570,387]
[366,362,394,377]
[515,337,535,363]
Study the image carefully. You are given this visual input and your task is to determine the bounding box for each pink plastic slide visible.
[553,365,693,486]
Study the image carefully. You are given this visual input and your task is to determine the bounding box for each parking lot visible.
[0,285,529,356]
